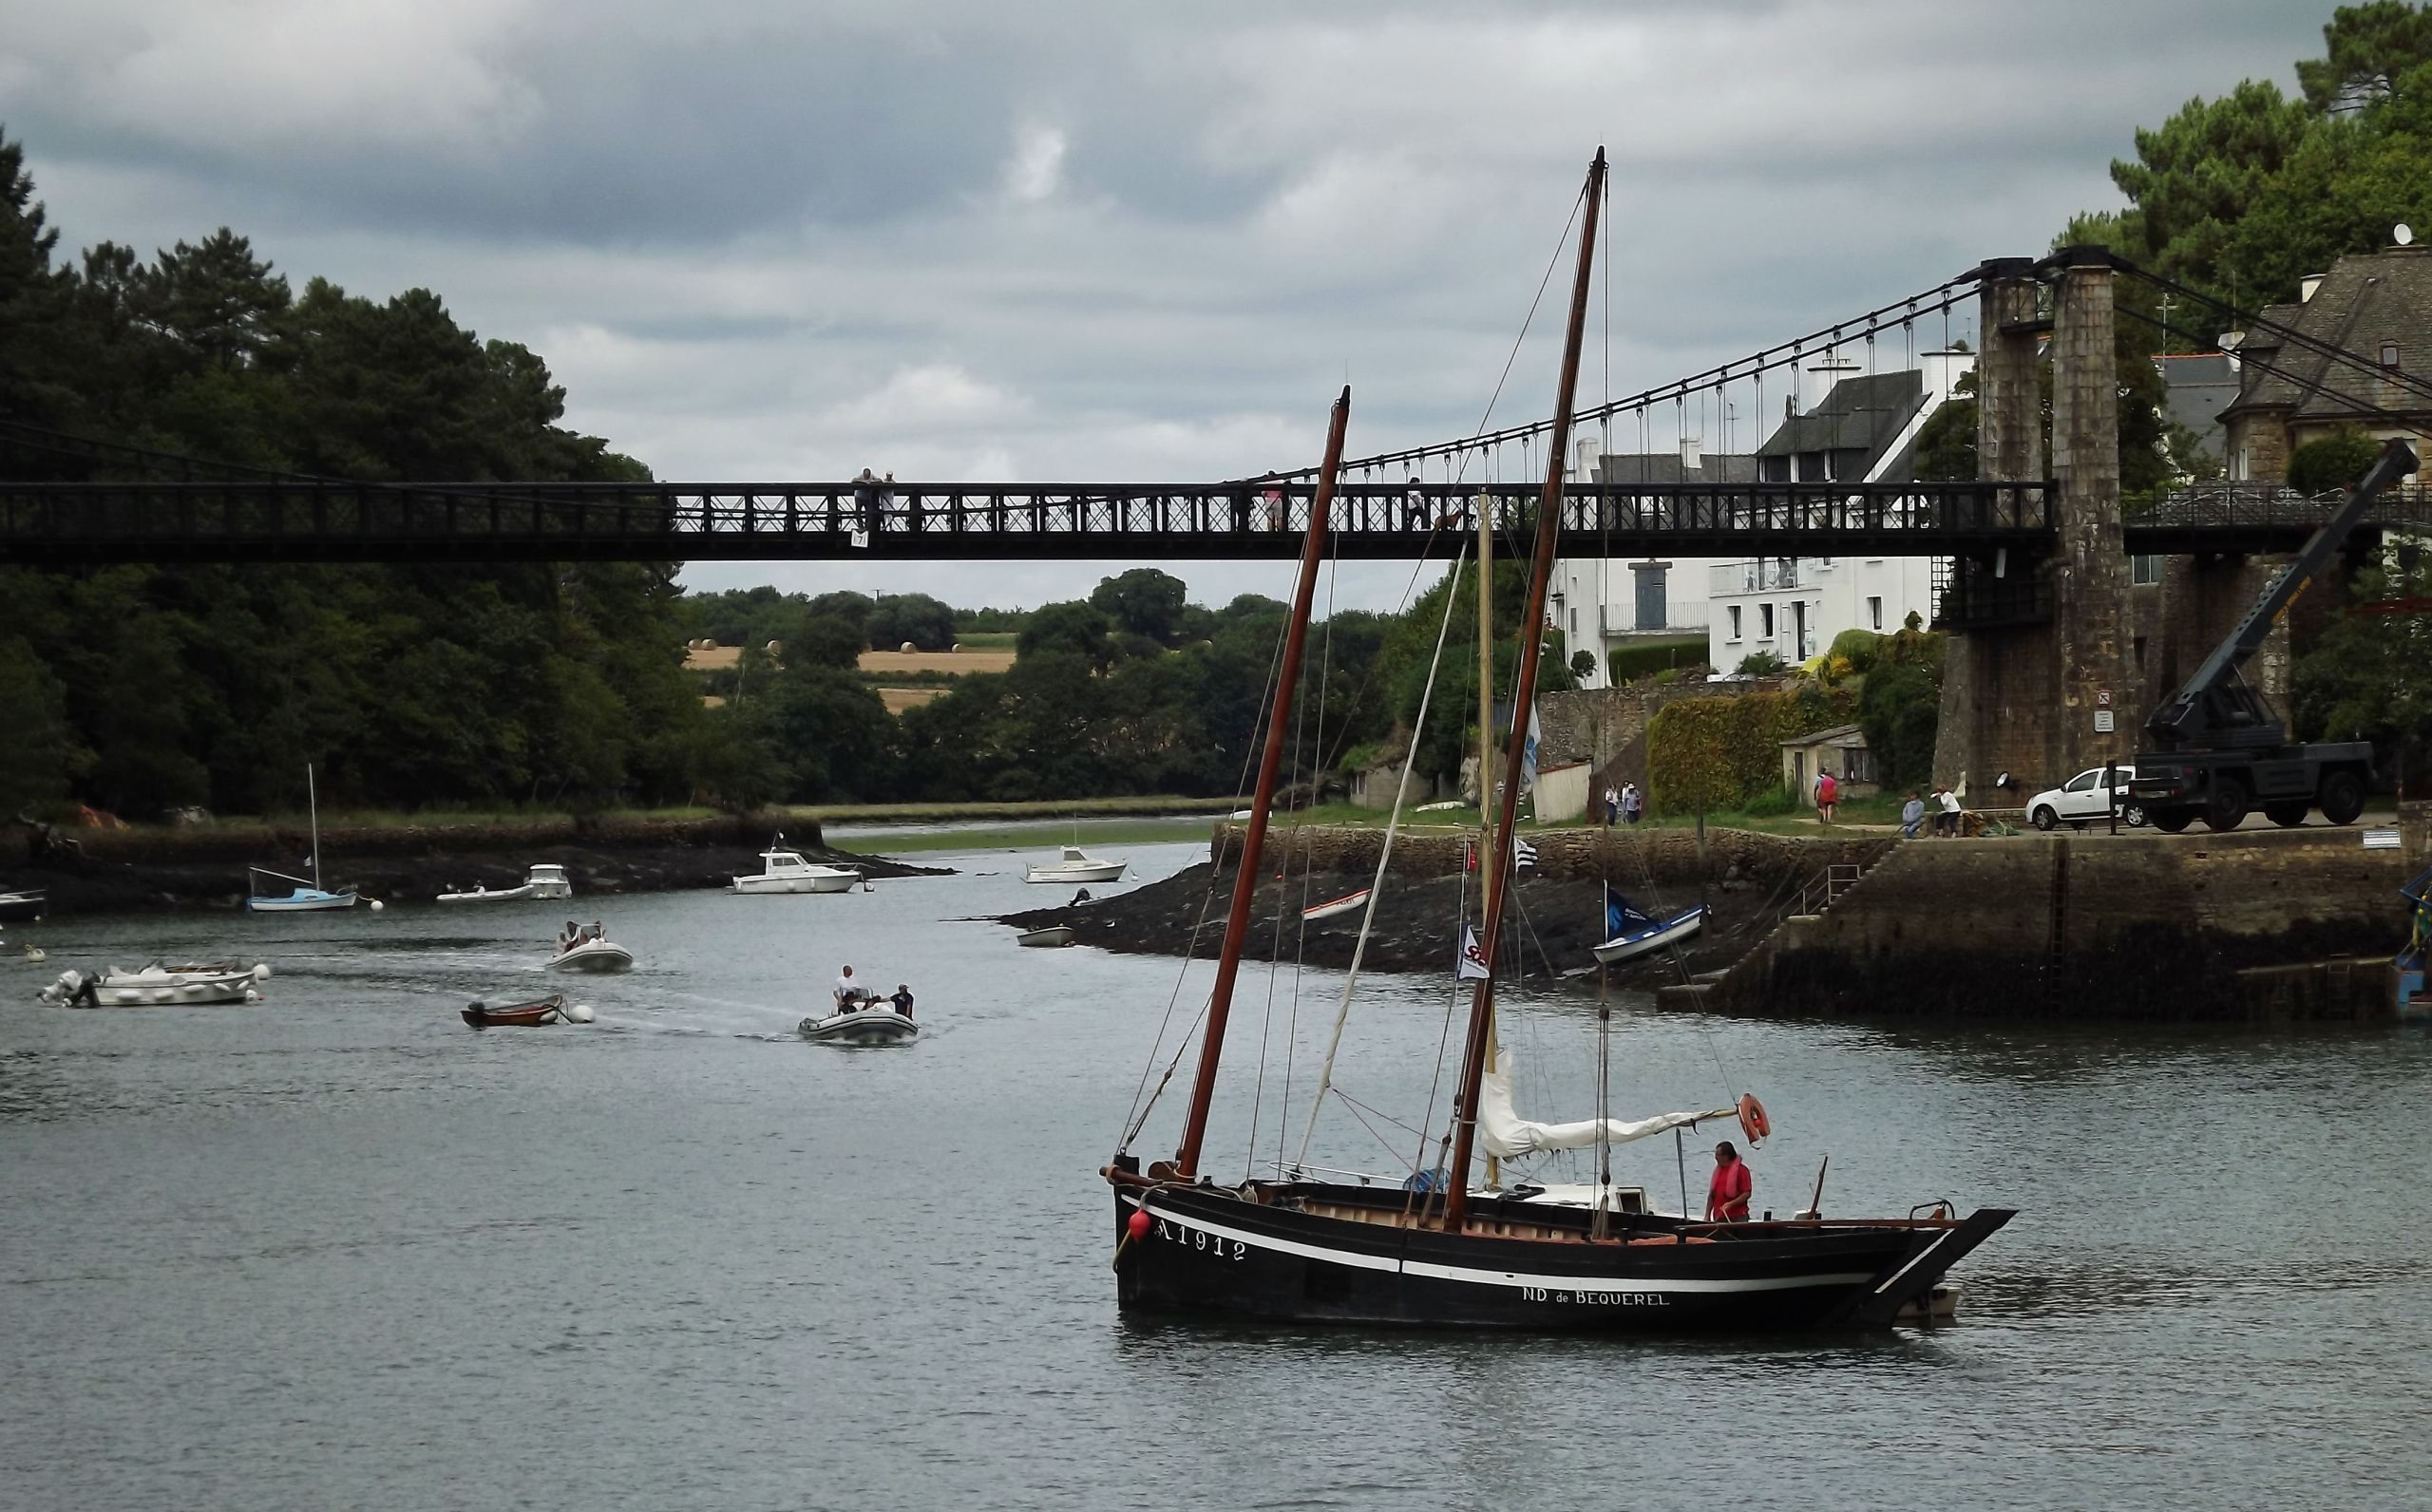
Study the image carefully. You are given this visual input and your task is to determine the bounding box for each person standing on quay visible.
[1815,768,1837,824]
[1706,1141,1752,1223]
[1938,785,1963,838]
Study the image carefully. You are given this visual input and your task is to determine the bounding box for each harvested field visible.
[859,649,1015,674]
[877,687,947,712]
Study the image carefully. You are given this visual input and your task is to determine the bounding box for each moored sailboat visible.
[1102,151,2011,1332]
[247,765,358,913]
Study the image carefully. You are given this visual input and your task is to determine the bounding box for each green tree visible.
[1856,661,1942,791]
[1017,600,1113,670]
[1090,567,1189,643]
[2298,2,2432,112]
[2292,545,2432,783]
[2286,424,2385,493]
[866,592,956,651]
[2109,80,2313,299]
[0,634,88,815]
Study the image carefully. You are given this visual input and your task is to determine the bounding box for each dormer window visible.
[2384,343,2401,368]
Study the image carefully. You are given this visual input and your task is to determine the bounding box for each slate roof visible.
[2220,248,2432,425]
[1593,452,1759,484]
[2153,351,2241,453]
[1755,370,1928,465]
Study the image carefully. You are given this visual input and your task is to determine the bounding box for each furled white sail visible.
[1478,1050,1733,1159]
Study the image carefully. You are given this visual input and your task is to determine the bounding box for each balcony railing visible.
[1710,558,1801,595]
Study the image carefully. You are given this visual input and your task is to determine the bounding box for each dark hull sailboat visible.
[1109,1175,2010,1332]
[1104,150,2012,1336]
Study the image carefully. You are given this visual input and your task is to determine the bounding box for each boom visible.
[2144,439,2419,750]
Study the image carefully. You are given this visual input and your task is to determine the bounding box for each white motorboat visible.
[1590,895,1707,965]
[1016,924,1075,948]
[732,835,863,895]
[524,863,574,900]
[1023,845,1126,884]
[436,880,534,903]
[798,1006,920,1045]
[0,887,47,923]
[40,962,270,1007]
[546,936,634,973]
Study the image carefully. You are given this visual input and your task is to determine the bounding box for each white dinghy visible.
[41,962,271,1007]
[546,935,634,973]
[798,1006,920,1045]
[1589,888,1706,965]
[732,835,864,895]
[436,880,535,904]
[1023,845,1126,885]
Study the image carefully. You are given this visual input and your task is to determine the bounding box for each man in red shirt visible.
[1705,1141,1753,1222]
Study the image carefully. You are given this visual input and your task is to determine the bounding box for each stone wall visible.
[1211,822,1891,886]
[1696,829,2410,1023]
[1535,678,1768,795]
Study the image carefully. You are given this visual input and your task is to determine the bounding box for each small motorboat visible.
[436,879,535,904]
[547,936,634,973]
[732,834,863,895]
[798,1005,921,1045]
[1302,888,1370,923]
[1016,924,1075,948]
[442,864,573,903]
[1590,891,1707,965]
[0,887,47,923]
[462,993,595,1029]
[1024,845,1125,884]
[40,962,270,1007]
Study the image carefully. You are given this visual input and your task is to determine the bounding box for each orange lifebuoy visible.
[1738,1093,1771,1145]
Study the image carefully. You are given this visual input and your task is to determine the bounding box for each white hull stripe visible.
[1125,1197,1872,1295]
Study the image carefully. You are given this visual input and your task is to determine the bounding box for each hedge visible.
[1644,685,1855,814]
[1606,636,1707,684]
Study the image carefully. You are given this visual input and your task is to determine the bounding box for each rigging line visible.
[1119,561,1300,1147]
[1329,1089,1427,1174]
[2114,263,2432,408]
[1326,1085,1429,1141]
[1274,554,1337,1181]
[1404,985,1470,1224]
[1292,531,1474,1171]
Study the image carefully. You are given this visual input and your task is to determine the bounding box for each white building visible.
[1550,438,1749,687]
[1704,351,1973,671]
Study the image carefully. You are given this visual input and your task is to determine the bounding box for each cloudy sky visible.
[6,0,2331,611]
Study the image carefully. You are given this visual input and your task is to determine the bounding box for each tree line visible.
[0,124,1570,822]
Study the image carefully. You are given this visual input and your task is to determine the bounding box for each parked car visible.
[2027,765,2144,831]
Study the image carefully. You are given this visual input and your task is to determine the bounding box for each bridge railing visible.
[0,477,2053,562]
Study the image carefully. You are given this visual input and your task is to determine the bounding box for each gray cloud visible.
[4,0,2333,608]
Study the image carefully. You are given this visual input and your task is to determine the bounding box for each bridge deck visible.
[1,478,2422,565]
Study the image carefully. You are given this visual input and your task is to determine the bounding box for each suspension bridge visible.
[2,249,2425,582]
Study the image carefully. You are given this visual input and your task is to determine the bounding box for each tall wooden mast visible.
[1172,387,1351,1180]
[1441,151,1604,1229]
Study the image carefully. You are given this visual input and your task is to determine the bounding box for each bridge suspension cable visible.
[1262,267,1988,481]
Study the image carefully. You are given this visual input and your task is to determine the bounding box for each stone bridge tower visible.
[1933,250,2143,798]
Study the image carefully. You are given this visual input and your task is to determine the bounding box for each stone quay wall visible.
[1680,828,2411,1024]
[1210,822,1892,885]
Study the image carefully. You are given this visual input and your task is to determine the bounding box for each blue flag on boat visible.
[1604,884,1653,938]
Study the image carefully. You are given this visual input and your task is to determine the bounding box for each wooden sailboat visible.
[1102,150,2012,1332]
[247,765,358,913]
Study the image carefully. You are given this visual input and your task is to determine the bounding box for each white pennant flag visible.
[1456,924,1492,981]
[1519,700,1544,794]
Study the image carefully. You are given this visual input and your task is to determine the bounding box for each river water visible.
[4,839,2427,1511]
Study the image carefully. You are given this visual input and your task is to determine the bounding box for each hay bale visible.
[900,641,917,652]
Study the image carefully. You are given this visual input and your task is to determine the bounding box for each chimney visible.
[2300,273,2328,303]
[1679,435,1702,473]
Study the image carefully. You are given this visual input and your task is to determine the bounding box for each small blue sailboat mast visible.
[246,763,359,913]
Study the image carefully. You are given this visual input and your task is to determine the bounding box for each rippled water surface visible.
[5,840,2429,1510]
